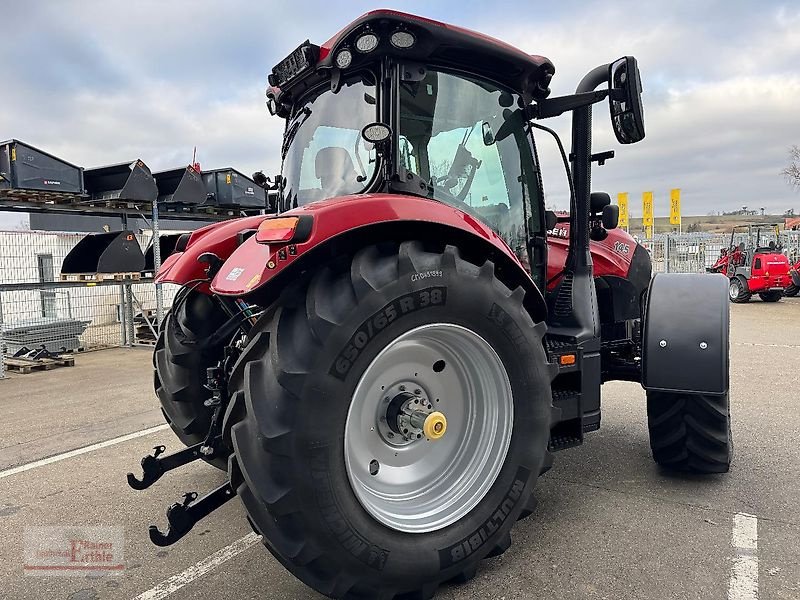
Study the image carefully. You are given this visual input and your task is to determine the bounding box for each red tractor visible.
[131,11,731,599]
[725,224,792,302]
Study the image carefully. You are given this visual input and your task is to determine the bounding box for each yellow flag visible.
[642,191,654,227]
[670,189,681,226]
[617,192,629,228]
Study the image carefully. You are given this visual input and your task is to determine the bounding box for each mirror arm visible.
[529,89,609,120]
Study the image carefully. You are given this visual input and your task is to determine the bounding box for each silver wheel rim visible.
[729,281,739,299]
[344,323,514,533]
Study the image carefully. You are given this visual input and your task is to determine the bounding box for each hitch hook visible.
[127,443,203,491]
[148,482,236,546]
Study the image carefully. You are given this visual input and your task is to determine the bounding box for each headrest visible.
[315,147,355,180]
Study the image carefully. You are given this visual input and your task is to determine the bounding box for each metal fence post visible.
[119,284,127,346]
[664,234,670,273]
[125,282,135,347]
[152,201,164,327]
[0,293,5,379]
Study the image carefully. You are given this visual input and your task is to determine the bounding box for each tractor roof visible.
[268,10,555,107]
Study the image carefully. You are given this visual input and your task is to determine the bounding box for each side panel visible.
[211,193,524,296]
[546,221,639,290]
[642,273,729,395]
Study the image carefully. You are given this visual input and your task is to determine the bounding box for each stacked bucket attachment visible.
[154,166,206,207]
[61,230,145,279]
[143,232,189,274]
[83,159,158,204]
[202,168,267,209]
[0,139,84,200]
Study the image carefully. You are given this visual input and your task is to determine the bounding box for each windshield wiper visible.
[281,107,312,158]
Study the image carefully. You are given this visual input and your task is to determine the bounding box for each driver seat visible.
[315,147,359,196]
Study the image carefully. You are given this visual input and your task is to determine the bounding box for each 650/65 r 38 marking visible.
[224,241,554,600]
[331,287,446,380]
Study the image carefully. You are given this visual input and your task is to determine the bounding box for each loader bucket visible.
[154,166,206,206]
[61,230,145,275]
[143,233,188,272]
[0,139,84,194]
[84,159,158,203]
[202,168,267,209]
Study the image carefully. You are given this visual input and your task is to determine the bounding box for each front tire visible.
[154,291,227,468]
[646,392,732,473]
[225,242,554,599]
[728,277,751,303]
[785,284,799,297]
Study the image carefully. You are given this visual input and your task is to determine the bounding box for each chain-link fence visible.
[639,231,800,274]
[0,230,179,377]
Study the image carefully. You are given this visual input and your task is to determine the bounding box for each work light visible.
[355,32,379,53]
[335,49,353,69]
[390,30,415,49]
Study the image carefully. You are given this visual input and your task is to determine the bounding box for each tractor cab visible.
[726,223,791,302]
[268,12,559,289]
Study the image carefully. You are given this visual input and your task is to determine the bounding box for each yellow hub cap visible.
[423,411,447,440]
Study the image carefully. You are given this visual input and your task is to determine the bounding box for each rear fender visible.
[642,273,729,395]
[211,194,547,320]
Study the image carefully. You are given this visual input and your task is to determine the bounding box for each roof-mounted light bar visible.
[268,41,320,89]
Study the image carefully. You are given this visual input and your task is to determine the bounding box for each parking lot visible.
[1,297,798,600]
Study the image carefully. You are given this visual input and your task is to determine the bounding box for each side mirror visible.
[590,191,611,214]
[602,204,619,230]
[608,56,645,144]
[545,210,558,231]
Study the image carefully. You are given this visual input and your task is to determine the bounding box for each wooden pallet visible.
[4,355,75,374]
[0,188,86,204]
[60,272,142,282]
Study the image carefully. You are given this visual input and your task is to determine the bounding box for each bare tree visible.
[783,145,800,189]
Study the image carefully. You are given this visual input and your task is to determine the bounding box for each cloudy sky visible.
[2,0,798,228]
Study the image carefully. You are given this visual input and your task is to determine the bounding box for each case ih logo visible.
[23,526,125,576]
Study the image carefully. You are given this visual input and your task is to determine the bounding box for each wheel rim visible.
[729,281,739,299]
[344,323,514,533]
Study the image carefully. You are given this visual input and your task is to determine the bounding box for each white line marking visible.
[729,512,758,600]
[0,424,169,480]
[132,533,261,600]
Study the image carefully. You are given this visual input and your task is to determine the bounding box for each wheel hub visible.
[344,323,513,533]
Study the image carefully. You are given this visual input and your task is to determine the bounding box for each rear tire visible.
[154,291,227,469]
[728,277,751,303]
[758,291,782,302]
[225,242,554,599]
[646,392,732,473]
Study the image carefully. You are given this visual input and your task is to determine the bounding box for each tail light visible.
[255,215,313,244]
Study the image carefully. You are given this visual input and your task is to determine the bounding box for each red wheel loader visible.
[725,224,792,302]
[129,11,731,599]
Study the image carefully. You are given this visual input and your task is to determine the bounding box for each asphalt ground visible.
[1,296,798,600]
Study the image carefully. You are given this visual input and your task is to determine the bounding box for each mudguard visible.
[210,193,534,291]
[642,273,729,395]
